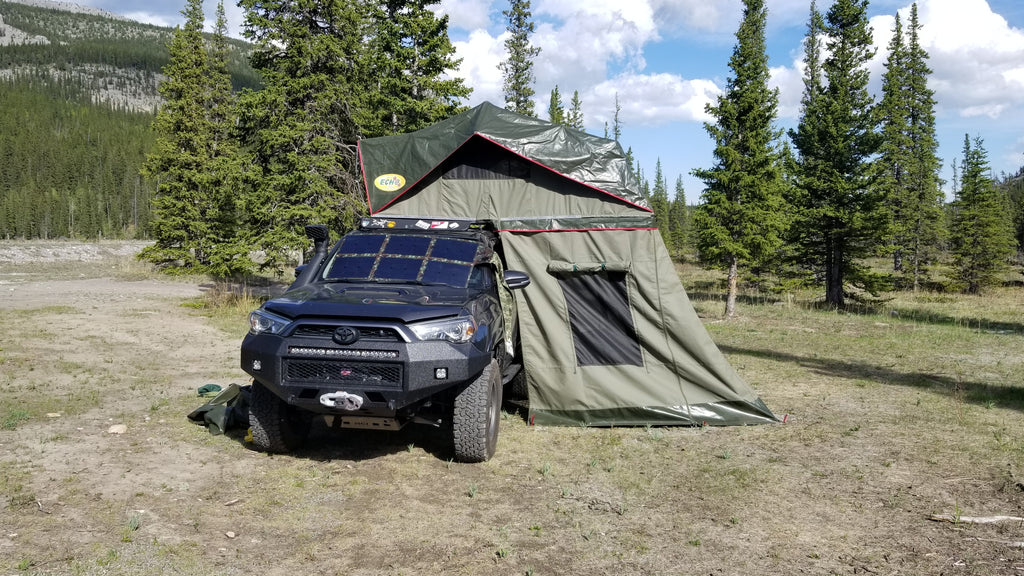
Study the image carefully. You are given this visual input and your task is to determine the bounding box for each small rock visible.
[107,424,127,434]
[46,412,61,418]
[225,531,236,539]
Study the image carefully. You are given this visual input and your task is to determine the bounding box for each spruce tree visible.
[877,12,909,269]
[668,175,689,261]
[203,0,250,275]
[499,0,540,116]
[649,160,672,253]
[789,0,882,307]
[356,0,471,137]
[547,85,564,125]
[998,168,1024,254]
[950,135,1017,293]
[567,90,584,130]
[877,3,943,290]
[237,0,366,274]
[139,0,247,275]
[692,0,786,317]
[612,93,623,141]
[902,3,945,287]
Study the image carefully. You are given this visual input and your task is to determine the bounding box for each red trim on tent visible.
[496,227,659,233]
[359,133,653,215]
[477,135,653,214]
[357,140,373,211]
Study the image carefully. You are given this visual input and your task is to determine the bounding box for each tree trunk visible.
[725,256,738,318]
[825,237,844,307]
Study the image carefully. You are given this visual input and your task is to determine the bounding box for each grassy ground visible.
[1,248,1023,575]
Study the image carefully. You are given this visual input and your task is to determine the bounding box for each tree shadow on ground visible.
[720,344,1024,413]
[861,306,1024,335]
[686,291,785,307]
[687,287,1024,335]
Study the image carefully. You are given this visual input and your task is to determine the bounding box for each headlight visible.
[248,309,291,335]
[409,316,477,343]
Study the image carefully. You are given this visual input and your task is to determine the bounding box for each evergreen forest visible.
[0,0,258,239]
[0,0,1021,300]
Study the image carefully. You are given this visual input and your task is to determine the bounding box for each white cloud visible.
[911,0,1024,118]
[770,63,803,119]
[121,11,176,28]
[453,29,507,106]
[437,0,494,32]
[590,73,721,127]
[650,0,742,33]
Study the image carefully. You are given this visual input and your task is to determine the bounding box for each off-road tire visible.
[249,381,311,453]
[507,367,528,401]
[452,358,502,462]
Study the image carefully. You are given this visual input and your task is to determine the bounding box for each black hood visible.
[262,282,473,323]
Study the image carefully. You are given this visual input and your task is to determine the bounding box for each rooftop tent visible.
[357,101,776,426]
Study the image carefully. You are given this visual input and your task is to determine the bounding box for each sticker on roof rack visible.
[374,174,406,192]
[415,220,462,230]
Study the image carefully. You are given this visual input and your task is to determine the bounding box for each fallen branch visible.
[970,536,1024,548]
[928,513,1024,525]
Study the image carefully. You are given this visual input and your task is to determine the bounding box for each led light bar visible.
[288,347,399,359]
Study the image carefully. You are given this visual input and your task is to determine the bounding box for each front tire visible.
[249,382,311,453]
[452,358,502,462]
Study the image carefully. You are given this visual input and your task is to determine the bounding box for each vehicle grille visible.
[284,359,402,387]
[291,325,402,341]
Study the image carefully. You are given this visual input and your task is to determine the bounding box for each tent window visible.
[443,154,530,180]
[557,271,642,367]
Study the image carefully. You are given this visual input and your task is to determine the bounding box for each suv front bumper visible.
[240,329,492,418]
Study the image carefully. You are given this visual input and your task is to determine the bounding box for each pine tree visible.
[547,85,564,125]
[950,135,1017,293]
[649,160,672,252]
[203,0,250,275]
[789,0,882,307]
[567,90,584,130]
[902,3,945,287]
[998,167,1024,255]
[668,175,688,260]
[877,11,909,269]
[692,0,786,317]
[877,3,943,290]
[612,93,622,141]
[356,0,471,137]
[139,0,247,275]
[499,0,540,116]
[237,0,366,274]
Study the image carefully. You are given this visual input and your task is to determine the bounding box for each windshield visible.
[322,233,482,288]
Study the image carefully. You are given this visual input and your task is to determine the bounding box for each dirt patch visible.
[2,242,1024,575]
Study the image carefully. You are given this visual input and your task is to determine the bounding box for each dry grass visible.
[2,249,1024,575]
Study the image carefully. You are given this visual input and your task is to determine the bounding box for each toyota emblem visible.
[333,326,360,345]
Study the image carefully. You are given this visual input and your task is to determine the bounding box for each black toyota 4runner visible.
[240,218,529,462]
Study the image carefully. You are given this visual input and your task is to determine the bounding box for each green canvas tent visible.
[358,101,776,426]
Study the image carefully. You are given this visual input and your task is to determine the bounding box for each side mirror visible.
[503,270,531,290]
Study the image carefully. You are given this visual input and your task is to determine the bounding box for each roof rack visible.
[359,217,485,232]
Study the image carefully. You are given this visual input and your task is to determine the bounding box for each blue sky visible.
[69,0,1024,201]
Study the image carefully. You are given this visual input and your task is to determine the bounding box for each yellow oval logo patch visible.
[374,174,406,192]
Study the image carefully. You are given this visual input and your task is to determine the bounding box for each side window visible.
[467,265,495,290]
[557,271,642,367]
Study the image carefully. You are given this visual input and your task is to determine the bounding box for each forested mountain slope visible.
[0,0,257,238]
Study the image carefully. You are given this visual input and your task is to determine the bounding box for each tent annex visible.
[357,101,776,426]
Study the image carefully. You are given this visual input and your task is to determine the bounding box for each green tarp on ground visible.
[357,102,776,426]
